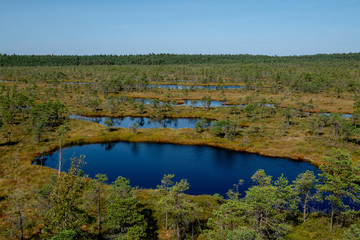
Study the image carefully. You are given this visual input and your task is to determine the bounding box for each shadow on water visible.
[101,142,116,151]
[137,117,145,127]
[32,156,48,166]
[131,142,139,156]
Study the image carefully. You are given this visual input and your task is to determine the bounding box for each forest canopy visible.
[1,53,360,66]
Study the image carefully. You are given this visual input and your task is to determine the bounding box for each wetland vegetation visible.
[1,53,360,239]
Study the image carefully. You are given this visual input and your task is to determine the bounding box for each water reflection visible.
[33,156,48,166]
[132,98,355,117]
[213,149,238,170]
[134,98,228,107]
[131,142,139,156]
[101,142,116,151]
[69,115,213,129]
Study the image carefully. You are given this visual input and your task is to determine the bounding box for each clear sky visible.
[1,0,359,56]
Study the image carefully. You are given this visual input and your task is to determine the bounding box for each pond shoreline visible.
[37,141,319,197]
[71,112,219,120]
[32,121,321,170]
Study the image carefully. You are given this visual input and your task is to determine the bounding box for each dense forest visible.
[1,53,360,66]
[1,53,360,239]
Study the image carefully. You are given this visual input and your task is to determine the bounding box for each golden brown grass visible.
[1,67,359,239]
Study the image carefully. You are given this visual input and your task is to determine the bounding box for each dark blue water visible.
[36,142,320,198]
[151,84,244,90]
[69,115,213,129]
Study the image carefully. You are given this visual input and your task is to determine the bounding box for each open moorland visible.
[1,54,360,239]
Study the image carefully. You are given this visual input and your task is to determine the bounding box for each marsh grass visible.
[0,68,359,238]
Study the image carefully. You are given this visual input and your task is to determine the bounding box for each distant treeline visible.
[1,53,360,66]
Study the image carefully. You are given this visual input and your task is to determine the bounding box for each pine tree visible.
[106,176,147,239]
[317,149,360,231]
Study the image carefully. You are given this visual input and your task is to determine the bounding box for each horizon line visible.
[1,52,359,57]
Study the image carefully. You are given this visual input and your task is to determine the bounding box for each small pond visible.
[69,115,213,129]
[35,142,320,199]
[318,112,353,118]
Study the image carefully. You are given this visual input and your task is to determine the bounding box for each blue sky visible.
[1,0,359,55]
